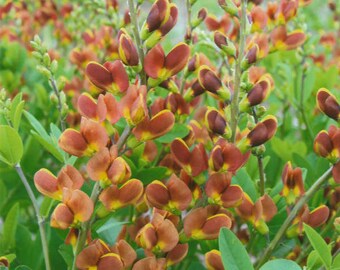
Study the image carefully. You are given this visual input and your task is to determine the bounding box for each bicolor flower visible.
[205,172,243,208]
[237,194,277,234]
[99,179,144,211]
[87,145,131,186]
[205,108,229,136]
[239,78,272,112]
[135,212,179,253]
[183,205,232,240]
[245,115,277,147]
[141,0,178,48]
[165,243,189,266]
[133,110,175,141]
[59,117,109,157]
[205,250,223,270]
[77,93,121,124]
[145,174,192,214]
[251,6,268,32]
[132,257,166,270]
[120,85,148,126]
[270,26,306,51]
[314,125,340,163]
[241,44,260,70]
[118,29,139,66]
[144,43,190,86]
[278,0,298,23]
[165,93,190,115]
[76,239,136,270]
[286,204,329,237]
[209,138,249,173]
[316,88,340,121]
[0,256,9,268]
[51,188,94,229]
[281,162,305,205]
[34,165,84,200]
[197,65,230,101]
[214,31,236,57]
[86,60,129,94]
[170,138,208,177]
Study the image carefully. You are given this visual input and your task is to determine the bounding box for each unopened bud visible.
[218,0,238,17]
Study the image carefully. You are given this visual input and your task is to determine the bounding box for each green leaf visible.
[0,125,23,166]
[58,244,73,267]
[260,259,301,270]
[10,93,25,131]
[134,167,168,184]
[23,111,49,140]
[2,203,19,251]
[218,228,254,270]
[304,223,332,269]
[232,168,258,202]
[15,266,32,270]
[39,197,55,217]
[332,253,340,270]
[307,250,323,270]
[96,218,129,245]
[156,123,189,143]
[31,132,64,162]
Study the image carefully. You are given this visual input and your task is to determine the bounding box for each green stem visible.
[14,163,51,270]
[252,108,266,195]
[230,0,247,143]
[49,77,66,131]
[71,181,102,270]
[298,56,313,142]
[127,0,146,85]
[117,125,131,152]
[255,166,333,269]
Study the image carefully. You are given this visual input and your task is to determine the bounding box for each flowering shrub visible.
[0,0,339,269]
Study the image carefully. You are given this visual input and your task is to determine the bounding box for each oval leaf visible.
[260,259,301,270]
[0,125,23,166]
[218,228,254,270]
[304,223,332,269]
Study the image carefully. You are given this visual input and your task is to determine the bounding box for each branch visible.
[15,163,51,270]
[127,0,146,85]
[230,0,248,142]
[255,166,333,268]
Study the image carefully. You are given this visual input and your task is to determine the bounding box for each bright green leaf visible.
[260,259,301,270]
[304,223,332,269]
[156,123,189,144]
[219,228,254,270]
[332,253,340,270]
[0,125,23,166]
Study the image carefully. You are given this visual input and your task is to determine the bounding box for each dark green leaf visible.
[134,167,168,184]
[232,168,258,201]
[218,228,254,270]
[31,132,64,162]
[304,223,332,269]
[0,125,23,166]
[2,203,19,251]
[260,259,301,270]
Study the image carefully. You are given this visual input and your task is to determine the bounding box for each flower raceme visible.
[34,165,84,200]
